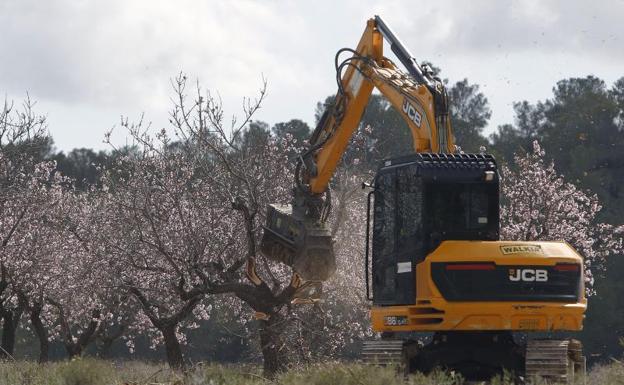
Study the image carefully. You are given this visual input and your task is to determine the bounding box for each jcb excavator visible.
[260,16,586,382]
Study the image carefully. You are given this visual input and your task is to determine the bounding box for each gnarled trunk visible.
[0,307,23,358]
[259,314,287,378]
[64,318,100,359]
[96,324,126,358]
[48,300,101,360]
[30,305,49,363]
[161,325,184,369]
[128,286,202,370]
[65,343,82,359]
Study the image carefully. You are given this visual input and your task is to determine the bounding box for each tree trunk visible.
[96,325,126,358]
[30,306,49,363]
[65,343,82,359]
[96,338,114,358]
[259,315,287,378]
[55,307,101,360]
[162,325,184,369]
[0,308,22,358]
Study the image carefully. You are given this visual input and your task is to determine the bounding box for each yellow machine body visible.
[371,241,586,333]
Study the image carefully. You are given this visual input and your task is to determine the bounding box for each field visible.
[0,359,623,385]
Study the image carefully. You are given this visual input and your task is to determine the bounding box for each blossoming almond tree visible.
[43,188,136,360]
[5,162,69,362]
[4,171,134,362]
[0,97,49,358]
[0,162,59,359]
[96,141,220,369]
[104,74,357,374]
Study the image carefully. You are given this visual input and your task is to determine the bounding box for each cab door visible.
[372,168,416,305]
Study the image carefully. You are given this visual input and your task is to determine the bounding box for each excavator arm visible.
[260,16,455,281]
[307,16,454,194]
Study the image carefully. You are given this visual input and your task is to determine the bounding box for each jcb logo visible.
[509,269,548,282]
[402,99,422,127]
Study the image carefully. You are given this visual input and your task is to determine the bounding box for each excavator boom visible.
[307,16,454,194]
[260,16,453,280]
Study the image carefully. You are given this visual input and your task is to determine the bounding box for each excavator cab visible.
[364,153,586,381]
[369,153,499,305]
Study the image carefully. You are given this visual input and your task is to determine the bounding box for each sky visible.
[1,0,623,152]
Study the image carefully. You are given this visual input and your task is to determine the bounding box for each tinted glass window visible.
[427,183,495,233]
[397,166,423,252]
[373,171,395,257]
[372,171,397,303]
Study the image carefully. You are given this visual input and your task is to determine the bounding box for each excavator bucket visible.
[260,204,336,281]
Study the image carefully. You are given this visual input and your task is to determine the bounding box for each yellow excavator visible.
[260,16,586,382]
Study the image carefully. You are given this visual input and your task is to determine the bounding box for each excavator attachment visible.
[260,204,336,281]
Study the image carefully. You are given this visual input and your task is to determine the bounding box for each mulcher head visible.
[260,204,336,281]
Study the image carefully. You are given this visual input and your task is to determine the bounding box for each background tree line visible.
[0,70,623,377]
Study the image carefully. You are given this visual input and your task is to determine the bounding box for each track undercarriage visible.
[361,332,585,383]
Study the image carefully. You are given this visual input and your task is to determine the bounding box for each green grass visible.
[586,360,624,385]
[0,358,621,385]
